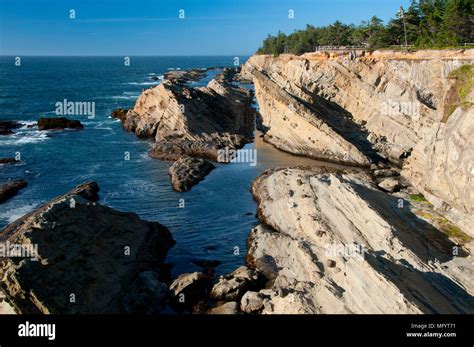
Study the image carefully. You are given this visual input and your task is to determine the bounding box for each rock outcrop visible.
[0,158,20,165]
[113,67,255,191]
[241,167,473,314]
[169,157,215,192]
[37,117,83,131]
[163,68,209,84]
[0,121,22,135]
[243,49,474,233]
[0,182,175,314]
[0,179,27,204]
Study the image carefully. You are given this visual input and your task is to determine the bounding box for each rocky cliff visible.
[242,167,473,314]
[243,50,474,235]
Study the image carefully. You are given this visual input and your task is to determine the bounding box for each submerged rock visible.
[37,117,83,130]
[0,179,27,203]
[0,182,175,314]
[169,156,215,192]
[0,121,22,135]
[0,158,20,165]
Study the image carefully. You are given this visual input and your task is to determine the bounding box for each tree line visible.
[257,0,473,55]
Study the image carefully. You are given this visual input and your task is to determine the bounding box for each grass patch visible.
[439,223,472,244]
[443,64,474,122]
[410,193,427,202]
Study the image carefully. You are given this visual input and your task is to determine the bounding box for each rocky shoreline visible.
[1,50,473,314]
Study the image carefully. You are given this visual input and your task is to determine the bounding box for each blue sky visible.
[0,0,411,56]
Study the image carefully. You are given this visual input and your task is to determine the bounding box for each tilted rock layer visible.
[244,50,474,234]
[246,167,474,314]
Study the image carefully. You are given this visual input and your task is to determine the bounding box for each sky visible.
[0,0,412,56]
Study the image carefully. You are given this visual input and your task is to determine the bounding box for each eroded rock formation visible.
[113,68,255,191]
[0,182,175,314]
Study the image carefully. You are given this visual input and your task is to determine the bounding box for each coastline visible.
[1,50,473,314]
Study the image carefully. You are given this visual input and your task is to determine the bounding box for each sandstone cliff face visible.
[403,105,474,235]
[0,182,175,314]
[245,167,473,314]
[244,50,473,234]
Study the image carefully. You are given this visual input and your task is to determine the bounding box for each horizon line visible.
[0,54,254,57]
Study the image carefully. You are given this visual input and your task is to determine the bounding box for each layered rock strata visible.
[243,49,474,234]
[240,167,473,314]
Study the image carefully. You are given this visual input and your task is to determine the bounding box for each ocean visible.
[0,56,324,277]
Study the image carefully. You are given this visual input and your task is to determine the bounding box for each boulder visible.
[0,182,175,314]
[210,266,263,302]
[0,179,27,203]
[378,177,401,193]
[169,157,215,192]
[240,291,265,313]
[169,272,212,307]
[373,169,400,178]
[207,301,239,315]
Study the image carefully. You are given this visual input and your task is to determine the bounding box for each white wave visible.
[126,81,159,86]
[18,121,37,129]
[2,203,38,224]
[110,95,136,100]
[123,91,141,96]
[94,126,114,131]
[0,130,49,146]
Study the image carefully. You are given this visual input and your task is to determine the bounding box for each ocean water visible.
[0,56,326,277]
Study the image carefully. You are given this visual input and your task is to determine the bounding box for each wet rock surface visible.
[37,117,83,130]
[0,121,22,135]
[0,179,27,204]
